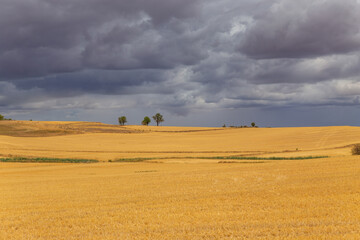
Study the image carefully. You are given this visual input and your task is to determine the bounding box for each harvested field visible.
[0,120,141,137]
[1,121,360,161]
[0,121,359,239]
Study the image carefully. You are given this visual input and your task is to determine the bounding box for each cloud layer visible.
[1,0,360,126]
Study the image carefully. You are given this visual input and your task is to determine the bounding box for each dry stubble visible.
[0,121,360,239]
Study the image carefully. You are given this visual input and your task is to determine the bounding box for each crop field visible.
[0,121,359,239]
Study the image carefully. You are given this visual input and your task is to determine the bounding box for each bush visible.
[351,144,360,155]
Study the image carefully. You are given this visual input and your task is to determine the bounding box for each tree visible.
[251,122,256,128]
[142,116,151,126]
[118,116,127,126]
[152,113,164,126]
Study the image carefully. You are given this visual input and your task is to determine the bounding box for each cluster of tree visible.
[0,114,12,121]
[223,122,258,128]
[118,113,164,126]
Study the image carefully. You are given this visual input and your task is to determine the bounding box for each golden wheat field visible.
[0,121,359,239]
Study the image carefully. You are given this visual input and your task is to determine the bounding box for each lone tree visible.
[152,113,164,126]
[118,116,127,126]
[251,122,256,127]
[142,116,151,126]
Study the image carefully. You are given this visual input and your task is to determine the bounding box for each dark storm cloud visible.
[14,70,169,95]
[240,0,360,59]
[244,55,360,84]
[0,0,203,78]
[2,0,360,125]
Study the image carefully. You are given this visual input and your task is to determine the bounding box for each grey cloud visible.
[13,69,171,95]
[0,48,82,78]
[240,0,360,59]
[82,20,208,70]
[0,0,203,78]
[244,55,360,84]
[0,81,49,107]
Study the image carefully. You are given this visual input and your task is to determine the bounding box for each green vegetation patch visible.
[113,158,156,162]
[0,157,98,163]
[112,155,329,162]
[218,161,266,164]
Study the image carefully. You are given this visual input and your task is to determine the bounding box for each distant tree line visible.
[118,113,164,126]
[0,114,12,121]
[223,122,258,128]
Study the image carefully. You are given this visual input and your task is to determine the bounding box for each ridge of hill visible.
[0,120,141,137]
[0,121,223,137]
[0,121,359,161]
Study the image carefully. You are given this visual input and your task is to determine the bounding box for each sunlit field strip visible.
[0,157,98,163]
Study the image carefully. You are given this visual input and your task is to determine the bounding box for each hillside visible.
[0,121,359,161]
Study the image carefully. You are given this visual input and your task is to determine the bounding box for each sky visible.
[1,0,360,127]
